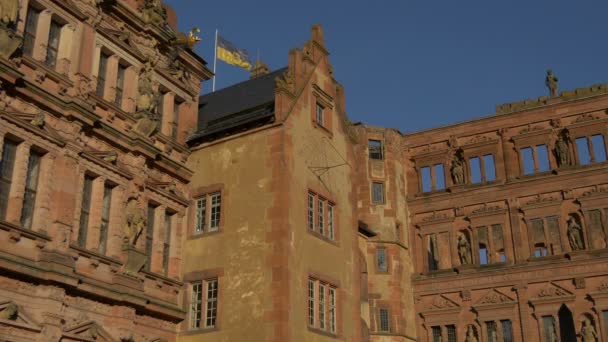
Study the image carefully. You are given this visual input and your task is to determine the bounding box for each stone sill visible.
[307,326,339,339]
[0,220,52,243]
[69,243,122,267]
[141,269,183,287]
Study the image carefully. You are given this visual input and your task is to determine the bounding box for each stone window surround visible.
[511,128,555,176]
[17,0,78,74]
[182,268,224,335]
[578,193,608,250]
[372,301,392,333]
[306,272,341,338]
[157,88,185,140]
[415,216,455,273]
[189,183,226,239]
[373,244,389,274]
[306,186,339,244]
[520,202,573,260]
[311,85,334,136]
[371,181,386,205]
[460,137,501,185]
[0,129,55,234]
[467,212,510,266]
[412,150,448,194]
[568,121,608,166]
[472,296,517,342]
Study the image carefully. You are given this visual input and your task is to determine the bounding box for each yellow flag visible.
[217,35,251,70]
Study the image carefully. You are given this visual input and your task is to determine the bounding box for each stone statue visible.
[136,60,157,113]
[555,131,571,167]
[546,69,559,98]
[457,233,472,265]
[581,318,597,342]
[567,217,584,251]
[0,303,18,320]
[124,198,145,246]
[141,0,167,27]
[465,325,477,342]
[451,152,465,185]
[0,0,19,26]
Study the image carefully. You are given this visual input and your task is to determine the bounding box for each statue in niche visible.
[0,0,22,59]
[0,303,17,320]
[546,69,559,98]
[141,0,167,27]
[450,150,465,185]
[0,0,18,26]
[136,60,157,113]
[124,198,145,246]
[465,325,477,342]
[555,130,571,167]
[457,233,472,265]
[581,318,598,342]
[567,216,584,251]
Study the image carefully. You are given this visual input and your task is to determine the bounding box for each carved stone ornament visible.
[431,295,458,309]
[537,284,569,298]
[0,302,18,320]
[0,0,22,59]
[465,325,478,342]
[141,0,167,27]
[479,289,512,305]
[581,318,598,342]
[124,198,145,246]
[134,60,160,136]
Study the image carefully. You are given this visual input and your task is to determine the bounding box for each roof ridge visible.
[200,67,288,100]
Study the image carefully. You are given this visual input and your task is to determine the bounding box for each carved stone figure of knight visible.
[0,0,22,58]
[0,0,18,26]
[451,152,465,185]
[567,217,584,251]
[555,131,571,167]
[458,233,472,265]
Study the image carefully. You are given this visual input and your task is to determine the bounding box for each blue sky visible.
[165,0,608,133]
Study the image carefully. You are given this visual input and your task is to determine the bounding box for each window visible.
[486,321,497,342]
[498,250,506,263]
[45,20,62,68]
[523,144,552,175]
[470,157,482,183]
[145,204,156,271]
[576,134,607,165]
[543,316,556,342]
[307,191,336,240]
[475,224,505,265]
[469,154,496,184]
[115,64,127,107]
[162,211,172,275]
[172,100,180,139]
[376,248,388,272]
[446,325,456,342]
[96,53,110,98]
[432,326,442,342]
[308,277,338,334]
[379,308,390,332]
[315,102,324,126]
[592,134,607,162]
[484,154,496,181]
[194,192,221,234]
[529,216,562,257]
[190,279,218,329]
[479,244,489,265]
[534,243,548,257]
[576,137,591,165]
[501,320,513,342]
[98,183,113,254]
[420,164,445,193]
[23,7,40,57]
[0,140,18,221]
[603,311,608,340]
[21,150,42,229]
[371,182,384,204]
[369,140,383,160]
[78,175,94,247]
[427,234,439,271]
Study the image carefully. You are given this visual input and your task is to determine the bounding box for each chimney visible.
[250,60,271,79]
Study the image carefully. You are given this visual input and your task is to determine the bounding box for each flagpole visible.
[212,29,218,92]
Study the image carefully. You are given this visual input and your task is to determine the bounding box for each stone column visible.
[107,185,125,259]
[170,212,185,279]
[6,142,31,225]
[34,9,52,62]
[161,92,175,136]
[105,55,120,104]
[32,153,55,233]
[86,176,106,252]
[49,150,81,251]
[152,206,167,274]
[56,24,76,75]
[123,66,139,113]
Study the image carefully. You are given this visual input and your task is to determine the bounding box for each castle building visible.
[1,1,608,342]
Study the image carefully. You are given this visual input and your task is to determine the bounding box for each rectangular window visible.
[501,320,513,342]
[162,211,172,275]
[96,53,110,98]
[145,204,156,271]
[205,279,218,328]
[172,100,180,139]
[23,7,40,57]
[434,163,445,190]
[0,140,18,221]
[521,147,534,175]
[327,204,334,240]
[379,308,390,332]
[372,182,384,204]
[536,144,550,172]
[115,64,126,107]
[369,140,383,160]
[98,183,113,254]
[78,175,94,247]
[486,321,497,342]
[194,197,206,234]
[328,287,336,333]
[592,134,607,162]
[315,102,324,126]
[447,325,457,342]
[189,279,218,329]
[428,234,439,271]
[308,193,315,230]
[479,244,489,265]
[469,157,482,184]
[318,283,326,330]
[209,192,221,231]
[421,166,432,193]
[483,154,496,181]
[45,20,62,68]
[576,137,592,165]
[377,248,388,272]
[21,150,42,229]
[603,311,608,340]
[318,198,325,235]
[308,279,315,327]
[432,326,442,342]
[543,316,555,342]
[190,282,203,329]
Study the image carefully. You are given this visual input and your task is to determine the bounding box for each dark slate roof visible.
[188,67,287,144]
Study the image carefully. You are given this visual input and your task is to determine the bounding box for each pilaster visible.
[6,142,31,225]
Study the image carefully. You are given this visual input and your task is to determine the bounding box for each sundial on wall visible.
[298,134,349,193]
